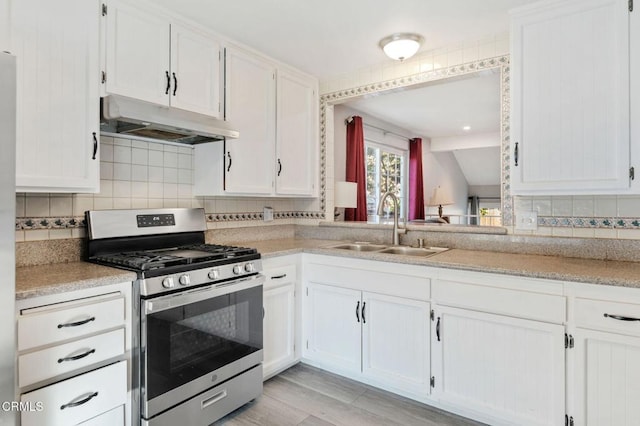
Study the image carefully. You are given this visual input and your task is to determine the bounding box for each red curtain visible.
[408,138,425,220]
[345,116,367,221]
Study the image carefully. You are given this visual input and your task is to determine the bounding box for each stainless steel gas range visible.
[86,208,263,426]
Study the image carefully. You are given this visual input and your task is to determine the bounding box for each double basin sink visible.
[328,243,449,258]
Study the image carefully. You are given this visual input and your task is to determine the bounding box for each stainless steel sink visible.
[378,246,449,257]
[329,243,388,252]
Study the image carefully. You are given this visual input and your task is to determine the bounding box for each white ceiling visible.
[346,71,501,138]
[153,0,536,80]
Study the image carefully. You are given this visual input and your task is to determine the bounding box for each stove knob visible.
[208,269,220,280]
[162,277,175,289]
[179,274,191,286]
[244,262,254,273]
[232,265,242,275]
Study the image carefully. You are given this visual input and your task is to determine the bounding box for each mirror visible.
[321,56,512,227]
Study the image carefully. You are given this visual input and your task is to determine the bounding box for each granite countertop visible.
[16,262,137,300]
[255,238,640,288]
[16,238,640,300]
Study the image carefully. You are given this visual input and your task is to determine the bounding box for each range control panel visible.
[136,214,176,228]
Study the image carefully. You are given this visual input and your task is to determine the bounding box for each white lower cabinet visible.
[303,255,431,399]
[573,329,640,426]
[431,306,565,426]
[20,361,126,426]
[568,290,640,425]
[262,257,299,379]
[263,265,297,378]
[16,282,131,426]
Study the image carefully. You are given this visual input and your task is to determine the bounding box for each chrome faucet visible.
[377,191,404,246]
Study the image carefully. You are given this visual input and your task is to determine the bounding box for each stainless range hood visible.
[100,95,239,144]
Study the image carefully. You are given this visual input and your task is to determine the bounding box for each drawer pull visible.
[60,392,98,410]
[604,313,640,322]
[271,274,287,279]
[57,316,95,329]
[201,389,227,409]
[57,348,96,363]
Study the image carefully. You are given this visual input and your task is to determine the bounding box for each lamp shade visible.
[335,181,357,208]
[427,186,453,206]
[379,33,424,61]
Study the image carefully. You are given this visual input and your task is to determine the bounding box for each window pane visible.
[365,144,406,220]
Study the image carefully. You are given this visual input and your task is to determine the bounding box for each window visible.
[366,143,407,220]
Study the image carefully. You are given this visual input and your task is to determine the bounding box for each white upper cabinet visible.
[194,46,318,198]
[170,23,221,117]
[12,0,100,193]
[105,0,221,117]
[276,68,318,196]
[510,0,633,195]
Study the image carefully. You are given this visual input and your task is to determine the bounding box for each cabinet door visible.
[170,23,221,117]
[275,68,317,196]
[224,47,275,195]
[361,292,430,397]
[304,283,361,374]
[511,0,631,194]
[432,306,565,426]
[263,284,295,378]
[12,0,100,192]
[105,0,170,106]
[573,328,640,426]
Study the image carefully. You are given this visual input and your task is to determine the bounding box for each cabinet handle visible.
[514,142,519,167]
[436,317,441,341]
[172,72,177,96]
[201,389,228,409]
[604,313,640,322]
[271,274,287,279]
[60,392,98,410]
[227,151,232,172]
[355,301,360,323]
[58,348,96,364]
[92,132,98,160]
[57,316,95,329]
[165,71,171,94]
[361,301,366,324]
[277,158,282,176]
[262,307,265,319]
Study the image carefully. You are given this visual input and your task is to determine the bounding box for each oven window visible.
[145,285,262,400]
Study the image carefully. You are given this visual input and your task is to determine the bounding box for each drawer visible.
[575,298,640,336]
[18,294,125,351]
[78,405,124,426]
[264,264,296,290]
[21,360,126,426]
[19,328,125,388]
[433,279,566,323]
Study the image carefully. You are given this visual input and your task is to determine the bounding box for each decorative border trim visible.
[538,217,640,228]
[320,55,513,226]
[16,211,326,230]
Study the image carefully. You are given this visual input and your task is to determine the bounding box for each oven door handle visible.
[143,274,265,315]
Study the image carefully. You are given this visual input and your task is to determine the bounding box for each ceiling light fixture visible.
[463,125,471,131]
[379,33,424,61]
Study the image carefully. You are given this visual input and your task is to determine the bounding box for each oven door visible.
[140,273,264,420]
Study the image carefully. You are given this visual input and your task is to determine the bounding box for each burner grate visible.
[92,244,258,271]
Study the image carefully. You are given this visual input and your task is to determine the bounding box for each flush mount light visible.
[379,33,424,61]
[463,125,471,131]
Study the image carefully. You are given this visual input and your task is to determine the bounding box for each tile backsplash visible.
[15,136,320,242]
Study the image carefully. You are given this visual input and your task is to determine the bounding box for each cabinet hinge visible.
[564,333,574,349]
[630,166,635,181]
[565,414,574,426]
[101,71,106,84]
[306,287,308,296]
[306,340,309,349]
[630,0,634,12]
[101,3,107,16]
[430,376,435,388]
[430,309,434,321]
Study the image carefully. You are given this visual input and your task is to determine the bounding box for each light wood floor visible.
[214,363,485,426]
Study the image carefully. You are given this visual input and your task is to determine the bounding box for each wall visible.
[15,136,320,241]
[333,104,469,219]
[321,32,640,239]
